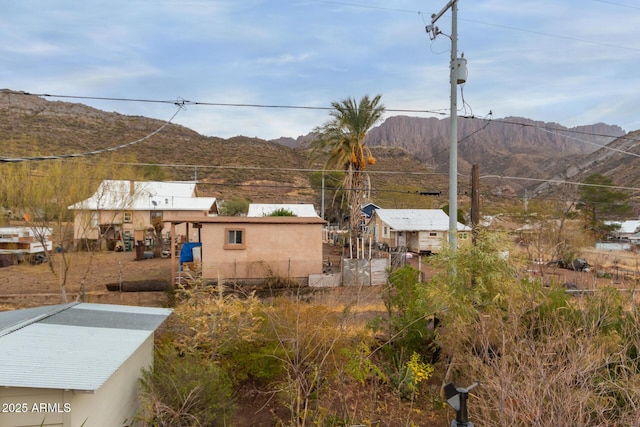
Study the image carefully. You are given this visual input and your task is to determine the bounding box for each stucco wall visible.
[198,221,323,281]
[0,335,153,427]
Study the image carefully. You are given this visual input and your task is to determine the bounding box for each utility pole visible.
[427,0,466,251]
[321,172,325,220]
[471,164,479,245]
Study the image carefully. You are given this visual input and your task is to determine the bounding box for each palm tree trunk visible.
[349,168,364,252]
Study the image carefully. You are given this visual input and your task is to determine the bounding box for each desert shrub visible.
[375,266,433,358]
[261,296,356,427]
[171,280,283,382]
[423,232,640,425]
[137,344,235,426]
[266,208,297,217]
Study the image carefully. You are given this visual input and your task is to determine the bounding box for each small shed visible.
[367,208,471,254]
[0,302,172,427]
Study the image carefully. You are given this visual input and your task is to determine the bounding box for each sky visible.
[1,0,639,140]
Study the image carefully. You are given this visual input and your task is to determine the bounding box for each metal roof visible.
[372,209,471,232]
[0,302,171,391]
[607,220,640,234]
[247,203,319,218]
[68,180,216,211]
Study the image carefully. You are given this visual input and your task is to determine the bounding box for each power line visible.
[8,91,450,116]
[460,17,640,52]
[0,104,184,163]
[313,0,640,52]
[593,0,640,10]
[317,0,420,15]
[466,115,639,143]
[4,90,633,142]
[479,174,640,193]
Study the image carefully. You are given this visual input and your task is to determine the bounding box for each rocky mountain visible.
[531,129,640,200]
[275,115,626,193]
[2,89,635,207]
[0,90,438,206]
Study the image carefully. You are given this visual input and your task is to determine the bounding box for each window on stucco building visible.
[224,228,246,250]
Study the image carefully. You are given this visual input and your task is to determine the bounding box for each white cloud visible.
[1,0,639,139]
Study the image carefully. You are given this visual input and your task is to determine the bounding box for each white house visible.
[68,180,218,249]
[605,220,640,241]
[0,302,171,427]
[366,209,471,254]
[247,203,320,218]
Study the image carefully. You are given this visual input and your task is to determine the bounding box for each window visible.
[459,232,469,240]
[383,225,389,238]
[228,230,242,244]
[151,210,163,222]
[429,232,438,237]
[123,211,132,223]
[224,228,246,250]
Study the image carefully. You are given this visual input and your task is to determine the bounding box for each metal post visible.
[429,0,460,251]
[448,1,459,250]
[321,172,325,220]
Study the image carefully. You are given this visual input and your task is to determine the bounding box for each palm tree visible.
[310,94,385,247]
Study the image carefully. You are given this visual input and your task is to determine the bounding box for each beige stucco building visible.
[0,302,171,427]
[68,180,217,250]
[164,215,326,285]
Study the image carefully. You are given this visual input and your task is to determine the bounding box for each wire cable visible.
[5,91,449,116]
[4,90,634,142]
[0,102,185,163]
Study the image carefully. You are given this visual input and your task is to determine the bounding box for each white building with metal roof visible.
[367,209,471,254]
[247,203,320,218]
[68,180,218,249]
[0,302,171,427]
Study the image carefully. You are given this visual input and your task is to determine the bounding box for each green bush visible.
[137,344,236,426]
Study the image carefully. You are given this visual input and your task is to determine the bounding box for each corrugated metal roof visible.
[0,303,171,391]
[68,180,216,211]
[373,209,471,232]
[609,220,640,234]
[247,203,319,217]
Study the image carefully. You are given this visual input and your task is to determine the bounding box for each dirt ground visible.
[0,250,172,309]
[2,243,638,310]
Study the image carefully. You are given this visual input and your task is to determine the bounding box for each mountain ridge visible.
[1,90,636,207]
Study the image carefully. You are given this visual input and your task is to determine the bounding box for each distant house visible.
[247,203,320,218]
[360,203,380,220]
[0,302,171,427]
[366,209,471,254]
[68,180,218,249]
[605,220,640,240]
[164,215,326,285]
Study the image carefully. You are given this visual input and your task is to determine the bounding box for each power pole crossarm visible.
[431,0,457,24]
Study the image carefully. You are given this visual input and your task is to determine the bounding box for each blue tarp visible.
[180,242,202,265]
